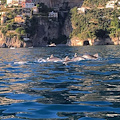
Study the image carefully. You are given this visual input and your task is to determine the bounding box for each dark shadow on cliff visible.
[95,29,109,39]
[48,35,68,44]
[95,29,114,45]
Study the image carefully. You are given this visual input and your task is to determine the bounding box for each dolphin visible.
[82,53,99,60]
[47,54,62,62]
[63,56,74,64]
[71,53,85,61]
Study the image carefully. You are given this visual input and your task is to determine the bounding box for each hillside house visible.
[118,1,120,5]
[48,11,58,18]
[22,0,34,8]
[33,6,39,14]
[117,1,120,9]
[7,0,33,6]
[106,0,118,8]
[1,15,6,25]
[14,15,25,23]
[22,8,31,16]
[7,0,13,5]
[0,12,7,15]
[77,7,86,14]
[118,16,120,20]
[7,0,24,5]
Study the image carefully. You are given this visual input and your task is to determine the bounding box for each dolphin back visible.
[93,53,99,58]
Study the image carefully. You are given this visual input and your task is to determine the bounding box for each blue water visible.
[0,45,120,120]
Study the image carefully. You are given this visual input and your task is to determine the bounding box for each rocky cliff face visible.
[32,17,59,47]
[68,36,119,46]
[0,17,60,48]
[0,31,32,48]
[1,0,119,47]
[0,0,83,48]
[37,0,83,8]
[62,15,72,38]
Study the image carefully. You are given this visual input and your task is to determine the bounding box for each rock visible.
[0,43,7,48]
[32,17,59,47]
[94,38,114,45]
[37,0,83,8]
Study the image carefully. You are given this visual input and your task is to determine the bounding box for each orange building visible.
[14,15,25,23]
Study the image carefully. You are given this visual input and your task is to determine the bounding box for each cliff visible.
[0,31,32,48]
[0,17,61,48]
[32,17,59,47]
[37,0,83,8]
[0,0,83,48]
[1,0,120,47]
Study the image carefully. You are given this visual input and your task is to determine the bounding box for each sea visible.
[0,45,120,120]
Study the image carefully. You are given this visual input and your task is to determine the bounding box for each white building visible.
[118,16,120,20]
[1,15,6,25]
[22,2,34,8]
[7,0,12,4]
[0,12,6,15]
[77,7,86,13]
[7,0,26,5]
[33,6,39,14]
[23,38,30,41]
[48,11,58,18]
[106,0,118,8]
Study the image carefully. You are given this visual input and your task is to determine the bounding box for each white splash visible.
[14,61,28,65]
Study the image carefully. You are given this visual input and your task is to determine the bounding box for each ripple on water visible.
[0,46,120,120]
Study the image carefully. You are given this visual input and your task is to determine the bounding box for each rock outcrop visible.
[1,0,120,47]
[62,15,72,39]
[0,31,32,48]
[32,17,59,47]
[67,36,117,46]
[36,0,83,8]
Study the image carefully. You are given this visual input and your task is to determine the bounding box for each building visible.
[7,0,12,5]
[32,0,51,7]
[22,8,31,16]
[48,11,58,18]
[0,12,7,15]
[7,0,33,5]
[1,15,6,25]
[77,7,86,14]
[33,6,39,14]
[7,0,24,5]
[14,15,25,23]
[106,0,118,8]
[22,0,34,8]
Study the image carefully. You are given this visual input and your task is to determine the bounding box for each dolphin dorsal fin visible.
[74,53,77,58]
[50,54,54,58]
[64,56,69,61]
[93,53,98,58]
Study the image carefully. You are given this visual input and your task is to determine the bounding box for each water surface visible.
[0,45,120,120]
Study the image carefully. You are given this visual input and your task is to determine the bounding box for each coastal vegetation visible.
[1,0,120,47]
[83,0,109,7]
[0,2,59,43]
[0,0,6,5]
[70,5,120,41]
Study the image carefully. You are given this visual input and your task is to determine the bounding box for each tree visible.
[1,0,6,4]
[1,27,7,35]
[21,30,26,35]
[15,27,24,34]
[6,24,11,30]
